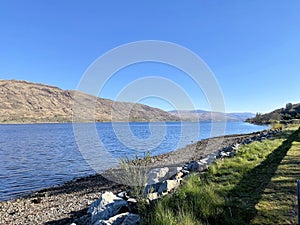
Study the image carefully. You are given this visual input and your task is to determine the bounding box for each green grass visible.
[251,132,300,224]
[142,126,300,225]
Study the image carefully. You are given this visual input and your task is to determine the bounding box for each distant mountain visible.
[246,103,300,124]
[0,80,179,123]
[227,112,256,121]
[168,110,255,121]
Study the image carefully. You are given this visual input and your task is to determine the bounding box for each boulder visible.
[186,161,196,171]
[127,198,138,212]
[187,161,207,172]
[220,151,229,158]
[158,179,181,194]
[144,182,161,194]
[243,139,252,144]
[222,146,233,152]
[117,191,128,200]
[229,151,235,157]
[181,169,190,175]
[147,192,160,201]
[88,191,128,225]
[168,166,183,179]
[207,153,217,164]
[146,167,181,185]
[198,157,209,166]
[127,198,137,204]
[145,167,181,193]
[95,212,128,225]
[146,167,169,185]
[121,213,141,225]
[232,143,240,150]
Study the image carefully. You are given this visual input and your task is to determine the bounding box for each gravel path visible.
[0,131,263,225]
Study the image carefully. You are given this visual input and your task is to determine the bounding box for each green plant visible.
[117,155,148,199]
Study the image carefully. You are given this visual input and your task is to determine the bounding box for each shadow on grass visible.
[215,128,300,225]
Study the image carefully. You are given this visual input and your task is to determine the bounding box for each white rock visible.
[199,157,209,165]
[127,198,137,204]
[146,167,169,185]
[181,169,190,175]
[232,143,240,150]
[117,191,128,199]
[220,151,229,158]
[145,166,181,185]
[95,212,129,225]
[147,192,160,201]
[88,191,128,225]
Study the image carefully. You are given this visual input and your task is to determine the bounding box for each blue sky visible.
[0,0,299,113]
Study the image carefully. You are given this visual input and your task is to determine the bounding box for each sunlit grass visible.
[142,126,300,225]
[251,135,300,224]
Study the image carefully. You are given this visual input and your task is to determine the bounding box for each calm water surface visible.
[0,122,269,201]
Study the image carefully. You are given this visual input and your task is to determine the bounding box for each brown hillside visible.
[0,80,179,123]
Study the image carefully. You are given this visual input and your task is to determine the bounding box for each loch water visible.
[0,121,269,201]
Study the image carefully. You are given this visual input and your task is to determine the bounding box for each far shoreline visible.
[0,119,256,125]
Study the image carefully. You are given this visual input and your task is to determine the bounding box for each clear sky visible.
[0,0,299,113]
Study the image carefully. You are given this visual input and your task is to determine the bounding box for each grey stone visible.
[88,191,128,225]
[127,198,137,212]
[121,213,141,225]
[187,161,207,172]
[243,139,252,144]
[158,179,181,194]
[168,166,182,179]
[207,154,217,164]
[144,182,161,194]
[186,161,196,171]
[229,151,235,157]
[222,146,233,152]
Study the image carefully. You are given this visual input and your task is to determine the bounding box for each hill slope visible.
[0,80,179,123]
[169,110,254,121]
[246,103,300,124]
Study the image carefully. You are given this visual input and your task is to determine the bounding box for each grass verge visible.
[142,126,300,225]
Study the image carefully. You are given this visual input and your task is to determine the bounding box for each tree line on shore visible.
[246,102,300,125]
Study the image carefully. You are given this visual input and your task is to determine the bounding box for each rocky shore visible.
[0,129,278,225]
